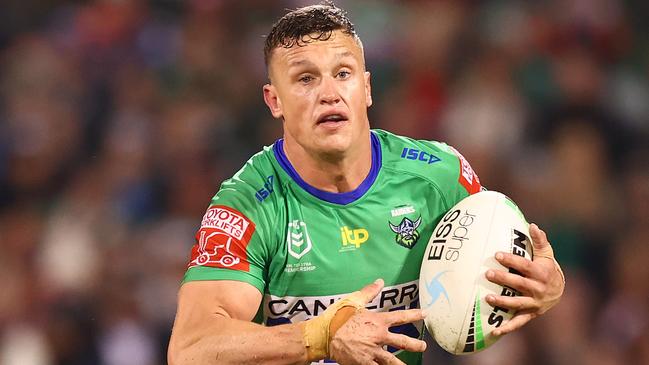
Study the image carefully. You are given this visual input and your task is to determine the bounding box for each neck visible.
[282,136,373,194]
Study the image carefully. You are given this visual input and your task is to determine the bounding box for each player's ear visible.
[364,71,372,107]
[263,83,283,119]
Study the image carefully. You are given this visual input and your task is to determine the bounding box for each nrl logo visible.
[389,216,422,249]
[287,220,313,259]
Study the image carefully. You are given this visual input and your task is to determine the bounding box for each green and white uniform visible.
[183,129,482,364]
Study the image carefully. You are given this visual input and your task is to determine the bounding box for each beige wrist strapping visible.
[301,290,367,361]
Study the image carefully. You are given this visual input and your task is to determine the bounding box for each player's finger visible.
[485,294,538,312]
[485,269,542,295]
[529,223,566,287]
[494,251,539,278]
[492,312,535,336]
[382,308,427,326]
[384,333,426,353]
[355,356,379,365]
[357,278,385,304]
[373,350,406,365]
[529,223,554,258]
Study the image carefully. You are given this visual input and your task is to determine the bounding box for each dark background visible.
[0,1,647,364]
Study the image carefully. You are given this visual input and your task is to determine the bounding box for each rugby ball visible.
[418,191,533,355]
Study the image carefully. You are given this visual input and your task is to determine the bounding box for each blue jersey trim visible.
[272,132,382,205]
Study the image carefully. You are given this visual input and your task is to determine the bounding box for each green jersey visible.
[183,129,482,364]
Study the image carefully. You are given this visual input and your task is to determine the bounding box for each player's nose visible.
[319,76,341,105]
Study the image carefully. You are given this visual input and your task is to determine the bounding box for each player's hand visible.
[484,223,565,336]
[328,279,427,365]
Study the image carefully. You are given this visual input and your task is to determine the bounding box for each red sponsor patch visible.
[450,147,482,195]
[188,205,255,272]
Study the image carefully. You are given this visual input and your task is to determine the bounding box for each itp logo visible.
[340,226,369,248]
[287,220,313,259]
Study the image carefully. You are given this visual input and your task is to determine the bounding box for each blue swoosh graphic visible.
[425,271,450,308]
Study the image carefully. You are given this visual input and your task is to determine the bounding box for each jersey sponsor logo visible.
[389,216,422,249]
[264,280,419,320]
[192,231,240,267]
[255,175,275,202]
[263,280,423,357]
[287,220,313,259]
[400,147,441,164]
[188,205,255,271]
[201,205,251,240]
[449,146,482,195]
[339,226,369,251]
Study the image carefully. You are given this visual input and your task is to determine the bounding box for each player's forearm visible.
[168,316,309,365]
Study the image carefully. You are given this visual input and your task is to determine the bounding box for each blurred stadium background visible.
[0,0,648,364]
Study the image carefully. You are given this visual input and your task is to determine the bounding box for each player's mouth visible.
[316,112,349,127]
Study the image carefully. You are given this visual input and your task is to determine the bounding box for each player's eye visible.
[337,70,351,79]
[299,75,314,84]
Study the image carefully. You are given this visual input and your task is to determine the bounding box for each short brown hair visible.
[264,2,358,67]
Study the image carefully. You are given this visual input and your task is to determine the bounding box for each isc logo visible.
[400,147,440,164]
[340,226,369,248]
[255,176,275,202]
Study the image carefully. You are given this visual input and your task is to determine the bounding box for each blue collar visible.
[273,132,382,205]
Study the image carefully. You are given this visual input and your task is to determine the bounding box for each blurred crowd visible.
[0,0,647,364]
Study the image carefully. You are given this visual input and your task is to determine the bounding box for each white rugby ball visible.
[419,191,533,355]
